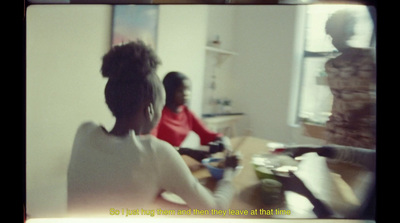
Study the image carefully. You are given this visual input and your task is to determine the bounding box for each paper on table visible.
[294,152,362,218]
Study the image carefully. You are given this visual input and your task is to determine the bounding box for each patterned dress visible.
[325,48,376,149]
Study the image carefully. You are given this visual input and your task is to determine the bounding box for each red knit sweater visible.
[151,106,221,147]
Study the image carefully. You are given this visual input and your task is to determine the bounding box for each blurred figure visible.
[324,10,376,149]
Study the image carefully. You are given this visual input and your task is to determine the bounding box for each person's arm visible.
[280,145,335,158]
[187,109,223,145]
[281,145,376,171]
[324,145,376,171]
[178,147,210,162]
[156,141,236,210]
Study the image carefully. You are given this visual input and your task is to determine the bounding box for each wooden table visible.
[154,137,373,219]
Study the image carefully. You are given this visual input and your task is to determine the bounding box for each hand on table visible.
[224,155,239,169]
[178,148,210,162]
[273,171,333,218]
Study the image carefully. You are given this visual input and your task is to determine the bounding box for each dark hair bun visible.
[101,40,161,82]
[325,10,356,38]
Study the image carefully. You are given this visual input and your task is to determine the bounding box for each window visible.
[295,4,375,125]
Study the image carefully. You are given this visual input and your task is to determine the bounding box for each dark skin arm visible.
[280,145,375,172]
[178,137,230,162]
[273,146,337,217]
[280,145,335,159]
[178,148,210,162]
[274,172,333,218]
[178,147,239,168]
[275,145,375,217]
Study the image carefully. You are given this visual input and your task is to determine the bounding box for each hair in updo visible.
[101,41,161,118]
[325,9,356,41]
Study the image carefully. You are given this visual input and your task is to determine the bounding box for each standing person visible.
[324,10,376,149]
[67,41,238,216]
[152,71,230,162]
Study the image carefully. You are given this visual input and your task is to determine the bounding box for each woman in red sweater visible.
[152,71,224,161]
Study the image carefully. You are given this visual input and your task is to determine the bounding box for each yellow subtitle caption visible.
[109,208,291,217]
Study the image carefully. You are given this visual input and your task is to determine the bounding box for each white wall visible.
[26,5,114,217]
[203,6,299,142]
[157,5,208,116]
[232,6,297,142]
[229,6,323,144]
[203,6,237,114]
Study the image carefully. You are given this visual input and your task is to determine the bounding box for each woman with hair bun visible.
[152,71,230,164]
[67,41,238,216]
[324,9,376,149]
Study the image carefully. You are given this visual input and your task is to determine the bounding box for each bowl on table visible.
[202,157,242,180]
